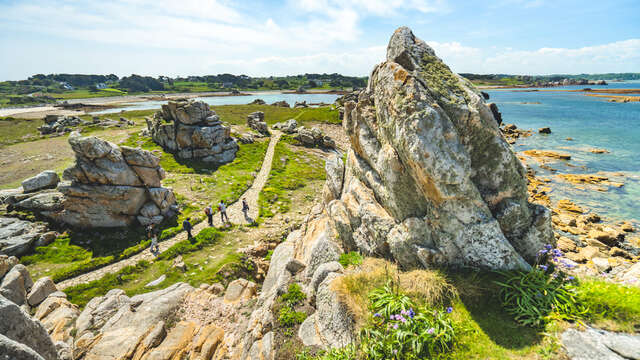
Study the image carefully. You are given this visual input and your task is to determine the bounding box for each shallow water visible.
[486,81,640,224]
[90,93,341,115]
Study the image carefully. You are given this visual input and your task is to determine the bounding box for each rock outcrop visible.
[336,27,553,269]
[0,217,49,256]
[294,126,336,149]
[247,111,270,135]
[147,100,238,163]
[272,119,298,134]
[22,171,60,193]
[238,27,557,357]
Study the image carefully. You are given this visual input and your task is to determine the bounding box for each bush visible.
[280,283,306,306]
[495,245,587,327]
[360,282,457,360]
[279,306,307,327]
[338,252,363,268]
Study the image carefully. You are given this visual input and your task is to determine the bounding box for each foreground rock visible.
[0,295,58,360]
[562,327,640,360]
[21,171,60,193]
[147,99,238,163]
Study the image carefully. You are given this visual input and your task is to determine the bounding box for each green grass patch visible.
[258,142,325,218]
[0,117,43,147]
[575,278,640,329]
[338,251,363,268]
[211,105,339,127]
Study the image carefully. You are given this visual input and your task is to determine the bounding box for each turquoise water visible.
[486,81,640,224]
[90,93,340,114]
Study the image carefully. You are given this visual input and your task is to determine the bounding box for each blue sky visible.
[1,0,639,80]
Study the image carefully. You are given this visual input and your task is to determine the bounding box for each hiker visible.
[183,217,193,242]
[242,198,250,220]
[218,200,229,224]
[146,223,154,239]
[150,232,159,255]
[204,204,213,226]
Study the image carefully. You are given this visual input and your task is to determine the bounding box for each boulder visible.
[21,171,60,193]
[271,100,290,107]
[294,126,336,148]
[0,295,58,360]
[148,100,238,164]
[0,264,33,305]
[272,119,298,133]
[561,327,640,360]
[27,277,57,307]
[0,255,18,279]
[0,217,48,257]
[539,127,552,134]
[247,111,270,135]
[224,278,257,303]
[248,98,266,105]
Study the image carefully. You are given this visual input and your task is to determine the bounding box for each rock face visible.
[147,100,238,163]
[38,133,177,228]
[561,327,640,360]
[0,295,58,360]
[336,27,553,269]
[247,111,270,135]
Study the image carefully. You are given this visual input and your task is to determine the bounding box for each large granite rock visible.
[29,133,178,228]
[0,264,33,305]
[561,327,640,360]
[0,295,58,360]
[335,27,553,270]
[147,100,238,164]
[21,171,60,193]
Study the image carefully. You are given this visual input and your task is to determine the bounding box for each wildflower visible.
[544,244,552,250]
[400,316,407,323]
[427,328,435,334]
[374,313,381,318]
[408,308,415,319]
[539,265,548,271]
[538,249,548,255]
[393,350,398,355]
[401,309,408,316]
[393,324,399,329]
[446,307,453,314]
[553,249,563,257]
[567,276,575,281]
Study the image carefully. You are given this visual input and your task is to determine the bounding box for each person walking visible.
[242,198,250,220]
[204,205,213,226]
[183,217,193,242]
[218,200,229,224]
[150,232,159,255]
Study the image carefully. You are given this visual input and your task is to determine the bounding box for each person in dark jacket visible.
[183,217,193,242]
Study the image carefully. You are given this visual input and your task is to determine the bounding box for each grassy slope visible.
[212,104,340,127]
[258,141,326,219]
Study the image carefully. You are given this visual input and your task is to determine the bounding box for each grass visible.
[321,259,640,359]
[211,105,339,127]
[258,142,325,218]
[0,117,44,146]
[51,88,127,100]
[63,226,255,308]
[338,251,363,268]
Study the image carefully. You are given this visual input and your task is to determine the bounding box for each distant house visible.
[96,83,107,89]
[309,79,323,86]
[222,82,234,88]
[60,81,74,90]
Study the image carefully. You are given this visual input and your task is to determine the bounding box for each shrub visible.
[338,251,363,268]
[495,245,587,327]
[280,283,307,306]
[360,283,457,360]
[278,306,307,327]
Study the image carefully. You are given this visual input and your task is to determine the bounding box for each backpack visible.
[218,204,222,212]
[182,220,191,230]
[204,207,211,215]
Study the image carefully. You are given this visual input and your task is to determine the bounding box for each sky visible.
[0,0,639,80]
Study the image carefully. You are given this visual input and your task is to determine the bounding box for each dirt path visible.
[56,131,282,290]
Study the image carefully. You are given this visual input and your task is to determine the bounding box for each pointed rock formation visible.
[334,27,553,269]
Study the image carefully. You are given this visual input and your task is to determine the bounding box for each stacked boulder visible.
[294,126,336,148]
[147,100,238,164]
[247,111,270,135]
[54,133,177,227]
[5,133,177,228]
[272,119,298,134]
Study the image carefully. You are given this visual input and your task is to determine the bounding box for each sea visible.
[485,81,640,225]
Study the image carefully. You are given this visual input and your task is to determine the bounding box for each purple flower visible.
[427,328,435,334]
[393,324,399,329]
[553,249,564,257]
[374,313,381,318]
[539,265,548,271]
[446,307,453,313]
[408,308,415,319]
[393,350,398,355]
[544,244,553,250]
[567,276,575,281]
